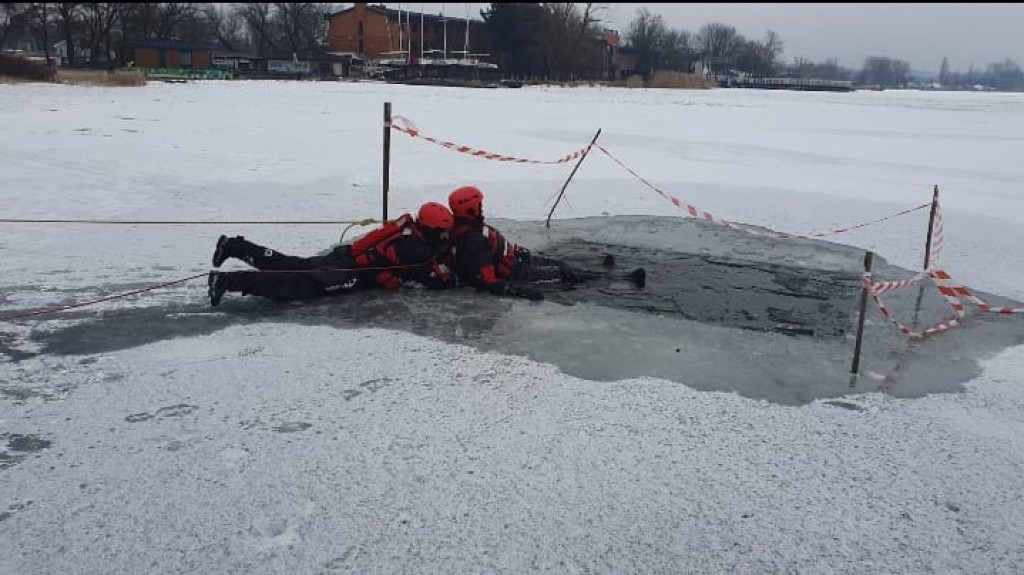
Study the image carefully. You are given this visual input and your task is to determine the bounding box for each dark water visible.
[537,240,861,339]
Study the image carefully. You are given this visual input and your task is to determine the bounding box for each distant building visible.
[601,28,620,81]
[211,50,263,73]
[53,40,91,68]
[616,47,638,79]
[325,2,492,64]
[120,39,213,70]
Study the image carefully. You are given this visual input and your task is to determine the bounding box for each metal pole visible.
[923,185,939,270]
[545,128,602,228]
[851,250,875,375]
[911,185,941,327]
[382,102,392,222]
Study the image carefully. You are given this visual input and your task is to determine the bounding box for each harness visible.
[481,225,519,278]
[349,214,424,289]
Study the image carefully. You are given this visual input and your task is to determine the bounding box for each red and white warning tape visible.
[867,269,965,339]
[594,143,930,241]
[928,199,945,270]
[931,269,1024,315]
[867,268,1023,339]
[866,271,929,295]
[866,199,945,297]
[389,116,591,165]
[869,289,964,338]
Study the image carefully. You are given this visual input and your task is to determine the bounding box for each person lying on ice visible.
[207,201,457,306]
[445,185,646,302]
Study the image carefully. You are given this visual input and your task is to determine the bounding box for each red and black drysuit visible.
[449,220,587,300]
[216,213,453,301]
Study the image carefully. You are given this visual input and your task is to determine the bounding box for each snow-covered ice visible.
[2,80,1023,572]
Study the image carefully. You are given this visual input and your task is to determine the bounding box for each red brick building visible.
[120,39,213,69]
[326,3,491,63]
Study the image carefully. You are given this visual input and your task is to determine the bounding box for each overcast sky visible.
[382,3,1024,73]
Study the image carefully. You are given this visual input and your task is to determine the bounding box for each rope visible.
[0,261,435,323]
[339,218,380,242]
[0,272,209,323]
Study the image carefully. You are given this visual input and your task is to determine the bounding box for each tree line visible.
[1,2,1021,90]
[620,7,1024,90]
[0,2,335,67]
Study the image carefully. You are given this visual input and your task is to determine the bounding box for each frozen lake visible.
[2,81,1024,573]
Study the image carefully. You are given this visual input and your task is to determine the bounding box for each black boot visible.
[212,235,247,267]
[625,268,646,288]
[208,271,229,306]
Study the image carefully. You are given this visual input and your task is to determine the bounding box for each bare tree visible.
[658,28,693,73]
[53,2,77,65]
[859,56,910,88]
[274,2,328,59]
[985,58,1024,91]
[566,3,610,80]
[236,2,275,57]
[791,57,852,81]
[25,2,54,65]
[201,3,245,50]
[695,22,743,75]
[120,2,156,39]
[1,2,29,51]
[625,7,666,80]
[733,29,782,77]
[156,2,196,38]
[759,29,783,74]
[542,3,601,80]
[121,3,201,41]
[81,2,122,67]
[481,2,548,79]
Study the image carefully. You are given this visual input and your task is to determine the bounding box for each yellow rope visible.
[339,218,380,242]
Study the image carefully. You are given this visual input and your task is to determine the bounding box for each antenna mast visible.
[464,2,469,56]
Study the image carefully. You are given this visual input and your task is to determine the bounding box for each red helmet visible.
[417,201,454,230]
[448,185,484,220]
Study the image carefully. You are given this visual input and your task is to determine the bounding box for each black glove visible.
[483,281,544,301]
[507,283,544,301]
[560,266,580,285]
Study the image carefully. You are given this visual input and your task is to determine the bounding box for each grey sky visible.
[382,3,1024,73]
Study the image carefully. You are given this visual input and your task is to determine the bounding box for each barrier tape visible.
[870,290,964,338]
[931,269,1024,315]
[866,271,929,295]
[865,267,1023,339]
[867,200,945,296]
[867,272,965,339]
[929,199,945,270]
[389,115,591,165]
[594,144,931,241]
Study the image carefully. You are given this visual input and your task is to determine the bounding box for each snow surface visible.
[1,80,1023,573]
